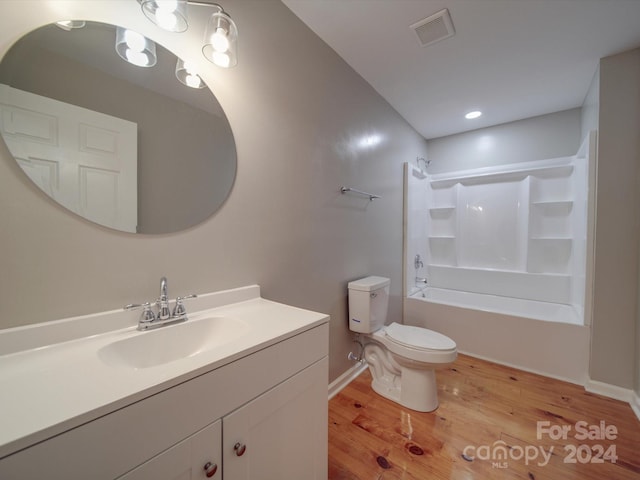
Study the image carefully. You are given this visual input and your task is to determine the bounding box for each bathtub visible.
[409,286,582,325]
[403,290,590,384]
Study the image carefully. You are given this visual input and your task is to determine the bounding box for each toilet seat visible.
[384,322,456,351]
[371,322,457,364]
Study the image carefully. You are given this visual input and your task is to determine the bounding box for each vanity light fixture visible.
[115,27,157,67]
[175,59,206,88]
[139,0,238,68]
[465,110,482,119]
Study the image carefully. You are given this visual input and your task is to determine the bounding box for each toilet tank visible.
[348,276,390,333]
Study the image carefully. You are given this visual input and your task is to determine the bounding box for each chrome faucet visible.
[157,277,171,320]
[124,276,197,331]
[414,254,427,286]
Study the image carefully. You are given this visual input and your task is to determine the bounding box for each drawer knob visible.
[234,442,247,457]
[203,462,218,477]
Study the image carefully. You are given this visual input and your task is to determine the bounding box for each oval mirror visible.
[0,21,237,234]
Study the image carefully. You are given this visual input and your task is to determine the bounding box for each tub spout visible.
[415,277,428,285]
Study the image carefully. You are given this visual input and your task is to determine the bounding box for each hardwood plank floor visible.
[328,354,640,479]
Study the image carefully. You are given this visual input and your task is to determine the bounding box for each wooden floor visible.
[328,354,640,479]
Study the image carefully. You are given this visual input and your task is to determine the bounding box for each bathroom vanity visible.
[0,285,329,479]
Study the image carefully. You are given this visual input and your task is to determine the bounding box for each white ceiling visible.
[281,0,640,139]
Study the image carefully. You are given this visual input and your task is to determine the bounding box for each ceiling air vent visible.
[410,8,455,47]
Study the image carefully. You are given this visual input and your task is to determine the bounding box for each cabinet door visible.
[119,420,221,480]
[223,358,328,480]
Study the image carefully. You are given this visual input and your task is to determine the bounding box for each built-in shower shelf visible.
[529,236,572,241]
[429,164,574,188]
[531,200,573,206]
[531,200,574,213]
[429,206,456,212]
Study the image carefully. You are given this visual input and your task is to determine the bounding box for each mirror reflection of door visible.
[0,84,137,232]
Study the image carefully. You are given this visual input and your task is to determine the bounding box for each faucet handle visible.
[124,302,156,323]
[173,294,197,317]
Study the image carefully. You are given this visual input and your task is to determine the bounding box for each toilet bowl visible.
[348,276,457,412]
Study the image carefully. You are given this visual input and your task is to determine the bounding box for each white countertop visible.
[0,285,328,459]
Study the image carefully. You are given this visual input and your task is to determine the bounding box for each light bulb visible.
[185,74,202,88]
[210,27,230,53]
[156,8,178,31]
[183,60,198,75]
[211,51,230,68]
[126,49,150,67]
[465,111,482,119]
[124,30,146,52]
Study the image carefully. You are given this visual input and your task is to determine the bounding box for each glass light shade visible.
[55,20,86,31]
[175,58,206,89]
[140,0,188,33]
[115,27,157,67]
[202,11,238,68]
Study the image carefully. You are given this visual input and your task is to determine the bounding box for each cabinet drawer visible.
[0,323,328,479]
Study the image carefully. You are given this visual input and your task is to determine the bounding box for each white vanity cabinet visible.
[119,420,222,480]
[119,357,328,480]
[0,319,329,480]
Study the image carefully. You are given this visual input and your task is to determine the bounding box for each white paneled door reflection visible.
[0,84,137,232]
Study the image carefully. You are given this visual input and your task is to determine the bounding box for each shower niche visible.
[407,132,594,325]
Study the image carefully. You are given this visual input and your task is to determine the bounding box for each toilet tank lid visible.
[348,276,390,292]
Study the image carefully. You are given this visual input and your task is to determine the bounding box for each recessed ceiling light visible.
[465,111,482,119]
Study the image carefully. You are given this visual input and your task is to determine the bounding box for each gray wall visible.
[581,66,599,140]
[426,108,582,173]
[590,48,640,390]
[0,0,427,383]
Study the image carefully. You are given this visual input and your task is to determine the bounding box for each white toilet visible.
[348,276,457,412]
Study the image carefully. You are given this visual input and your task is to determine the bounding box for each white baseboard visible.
[584,378,633,402]
[630,391,640,422]
[328,362,368,400]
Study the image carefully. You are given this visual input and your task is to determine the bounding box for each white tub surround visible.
[404,294,590,384]
[404,132,595,326]
[0,285,329,479]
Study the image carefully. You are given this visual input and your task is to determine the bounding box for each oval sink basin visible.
[98,316,250,369]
